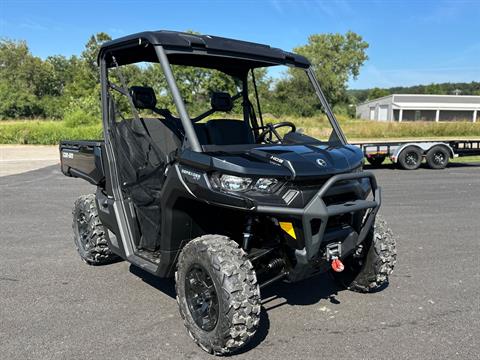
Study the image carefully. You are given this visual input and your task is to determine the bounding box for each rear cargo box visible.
[60,140,105,185]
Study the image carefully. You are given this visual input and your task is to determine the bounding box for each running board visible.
[127,254,159,274]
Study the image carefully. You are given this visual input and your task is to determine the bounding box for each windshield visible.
[171,64,343,145]
[107,58,344,150]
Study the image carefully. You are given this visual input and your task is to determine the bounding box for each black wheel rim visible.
[76,211,91,251]
[185,264,219,332]
[405,151,419,166]
[433,151,446,166]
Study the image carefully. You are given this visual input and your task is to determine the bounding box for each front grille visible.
[326,213,353,229]
[323,192,358,206]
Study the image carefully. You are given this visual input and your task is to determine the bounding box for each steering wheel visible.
[257,122,296,144]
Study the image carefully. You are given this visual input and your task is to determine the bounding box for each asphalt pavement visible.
[0,145,58,176]
[1,163,479,359]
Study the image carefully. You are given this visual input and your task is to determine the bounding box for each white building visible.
[356,94,480,122]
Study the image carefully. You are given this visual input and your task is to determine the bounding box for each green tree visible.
[368,87,390,100]
[0,31,371,121]
[293,31,369,107]
[423,83,443,95]
[62,33,113,121]
[82,32,112,80]
[0,39,46,118]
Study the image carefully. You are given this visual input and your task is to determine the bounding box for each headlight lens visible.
[218,174,252,192]
[211,173,280,193]
[352,164,363,173]
[254,178,278,192]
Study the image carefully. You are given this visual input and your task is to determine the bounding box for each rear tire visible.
[398,146,422,170]
[175,235,261,355]
[332,215,397,293]
[426,145,450,169]
[72,194,119,265]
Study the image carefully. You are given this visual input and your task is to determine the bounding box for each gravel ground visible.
[0,162,479,360]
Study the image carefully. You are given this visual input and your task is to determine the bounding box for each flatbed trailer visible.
[352,139,480,170]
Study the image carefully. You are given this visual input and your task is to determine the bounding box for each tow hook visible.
[326,242,344,272]
[331,257,345,272]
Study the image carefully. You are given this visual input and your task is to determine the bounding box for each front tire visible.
[72,194,119,265]
[332,215,397,293]
[175,235,261,355]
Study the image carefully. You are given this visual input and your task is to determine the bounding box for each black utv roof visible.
[99,30,310,73]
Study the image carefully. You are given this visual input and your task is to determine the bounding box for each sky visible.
[1,0,480,89]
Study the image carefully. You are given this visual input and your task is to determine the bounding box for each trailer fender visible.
[391,142,455,163]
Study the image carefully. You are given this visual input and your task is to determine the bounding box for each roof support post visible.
[473,110,477,123]
[154,45,202,152]
[399,109,403,122]
[436,109,440,122]
[306,67,347,144]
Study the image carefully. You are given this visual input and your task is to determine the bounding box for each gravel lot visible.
[1,162,479,360]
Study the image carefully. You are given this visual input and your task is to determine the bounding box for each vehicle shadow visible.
[129,263,271,355]
[445,161,480,168]
[236,273,344,355]
[260,273,342,311]
[364,161,480,171]
[129,264,378,355]
[130,264,344,308]
[364,163,396,170]
[129,264,177,299]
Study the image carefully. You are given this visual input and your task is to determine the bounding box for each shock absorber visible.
[267,258,286,272]
[259,258,288,289]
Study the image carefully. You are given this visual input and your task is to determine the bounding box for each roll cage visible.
[98,30,347,153]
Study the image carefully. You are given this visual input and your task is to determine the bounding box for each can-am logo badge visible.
[62,151,73,159]
[316,158,327,167]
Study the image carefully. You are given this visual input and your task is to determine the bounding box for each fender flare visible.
[391,142,455,163]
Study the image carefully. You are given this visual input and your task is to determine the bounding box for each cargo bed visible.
[60,140,105,185]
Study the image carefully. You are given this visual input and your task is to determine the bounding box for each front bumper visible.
[256,172,381,265]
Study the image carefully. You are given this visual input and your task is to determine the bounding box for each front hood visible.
[209,144,364,179]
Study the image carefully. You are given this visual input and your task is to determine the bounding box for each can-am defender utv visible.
[60,31,396,355]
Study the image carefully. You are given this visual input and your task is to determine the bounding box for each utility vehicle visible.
[60,31,397,355]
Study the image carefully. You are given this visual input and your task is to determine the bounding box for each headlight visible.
[352,164,363,173]
[253,178,278,192]
[211,173,280,193]
[217,174,252,192]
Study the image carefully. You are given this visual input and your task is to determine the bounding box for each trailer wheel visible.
[175,235,261,355]
[367,155,386,167]
[426,146,450,169]
[398,146,422,170]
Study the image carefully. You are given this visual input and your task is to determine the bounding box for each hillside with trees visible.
[0,31,368,122]
[349,82,480,104]
[2,30,478,125]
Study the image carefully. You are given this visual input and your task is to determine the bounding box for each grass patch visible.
[0,120,102,145]
[1,117,480,145]
[269,115,480,141]
[452,156,480,163]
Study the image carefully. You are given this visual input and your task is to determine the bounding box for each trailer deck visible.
[352,139,480,169]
